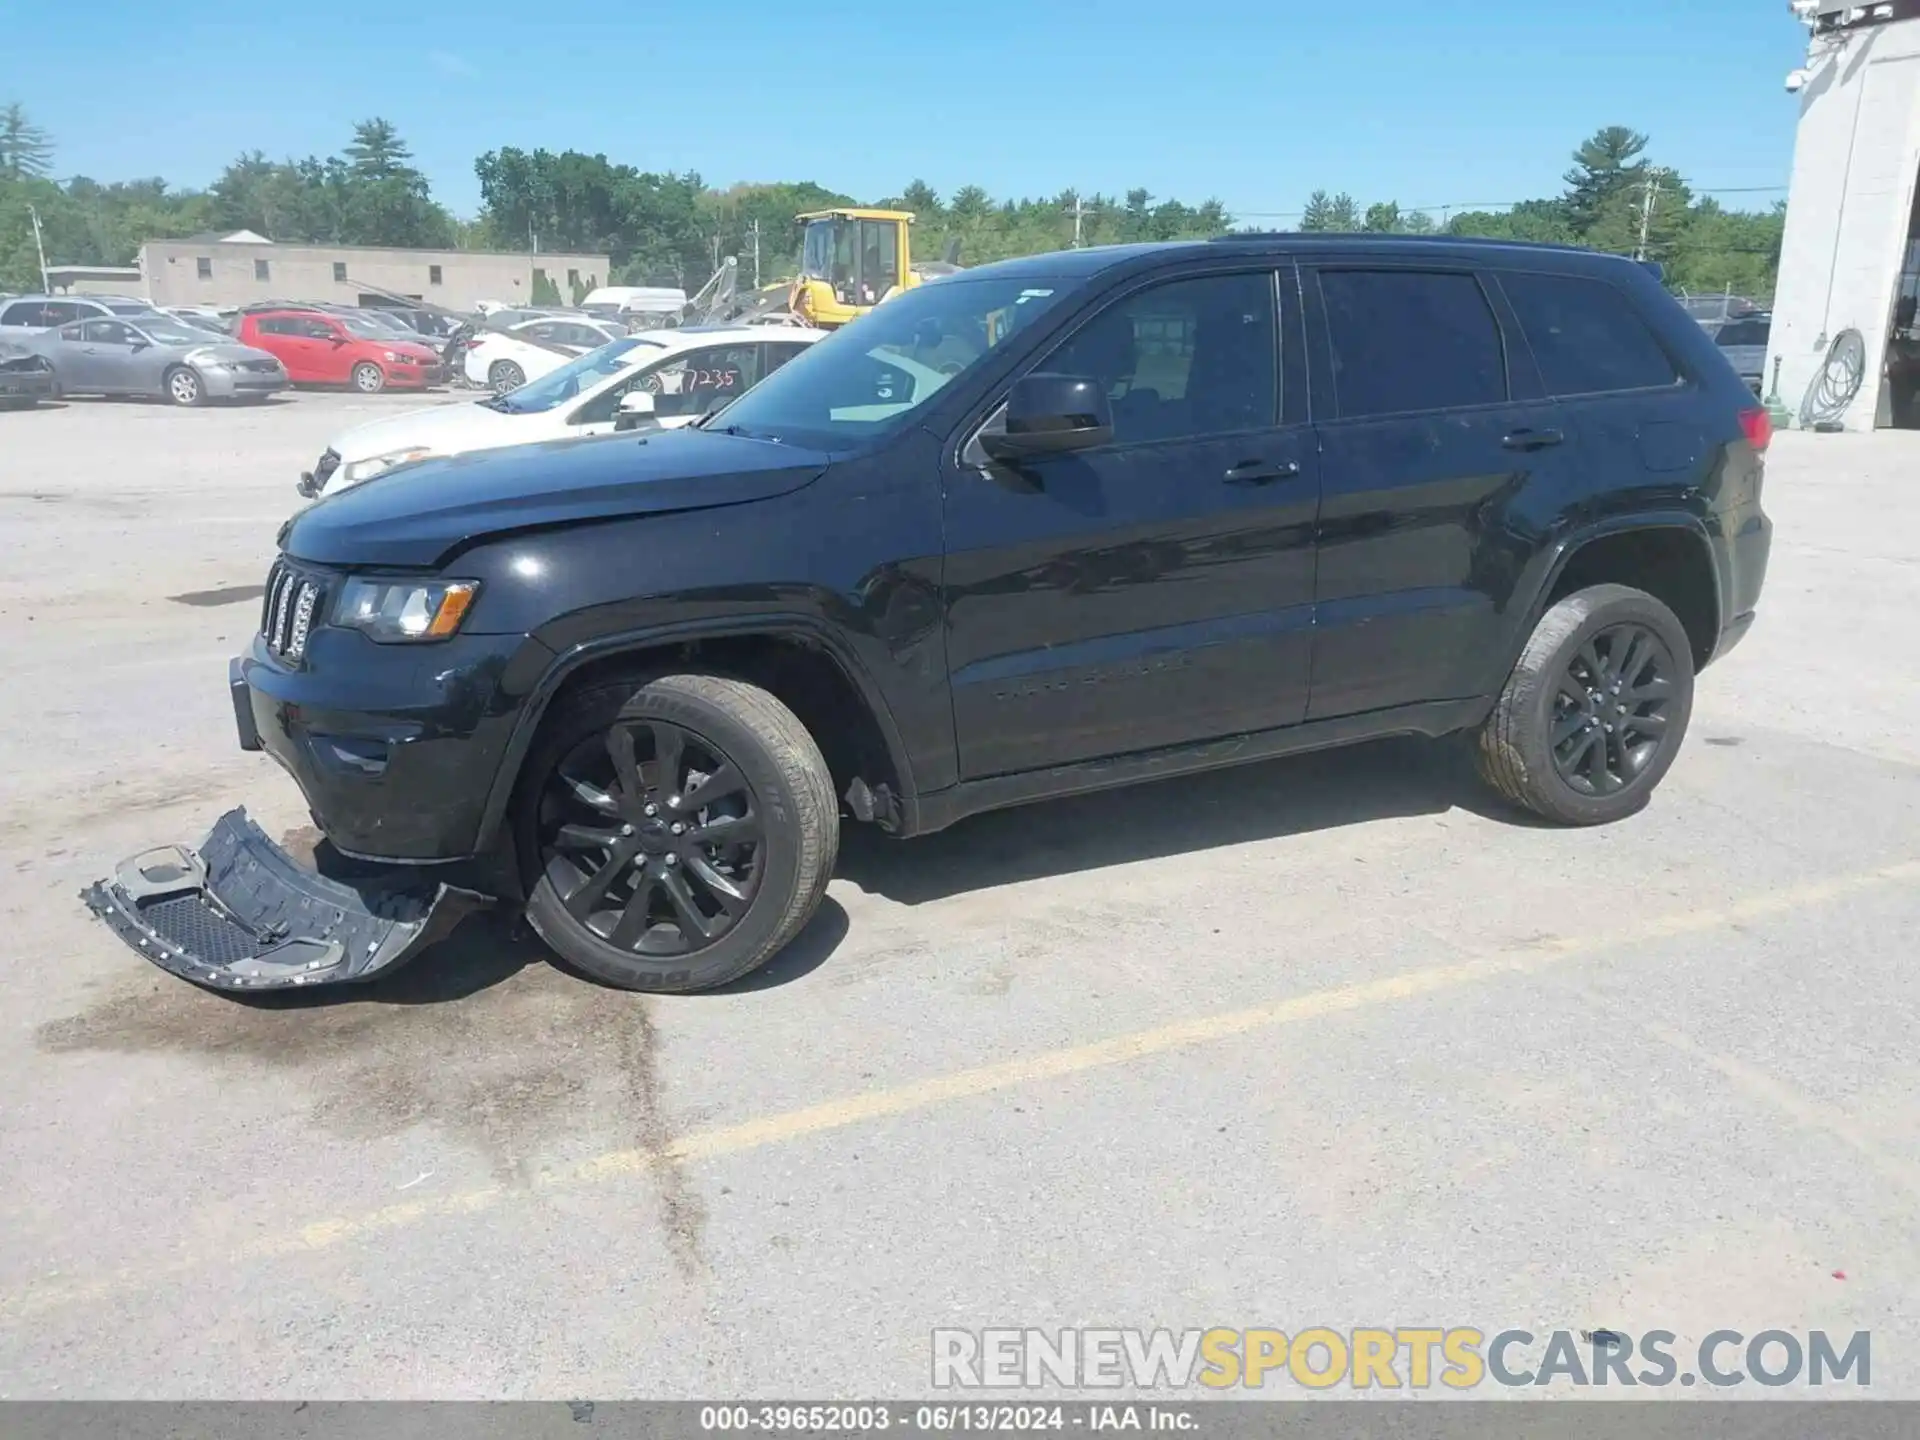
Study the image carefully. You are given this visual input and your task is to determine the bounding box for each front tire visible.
[1476,583,1695,826]
[520,673,838,993]
[351,362,386,394]
[164,366,204,407]
[489,359,526,393]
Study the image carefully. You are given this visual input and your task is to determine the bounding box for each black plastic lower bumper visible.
[81,808,487,992]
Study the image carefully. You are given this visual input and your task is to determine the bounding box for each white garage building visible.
[1771,1,1920,429]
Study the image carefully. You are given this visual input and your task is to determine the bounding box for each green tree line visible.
[1,106,1782,303]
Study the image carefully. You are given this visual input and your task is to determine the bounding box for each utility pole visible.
[1635,167,1670,262]
[27,203,49,293]
[1064,194,1091,247]
[749,219,760,289]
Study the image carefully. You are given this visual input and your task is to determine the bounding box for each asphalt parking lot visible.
[2,392,1918,1400]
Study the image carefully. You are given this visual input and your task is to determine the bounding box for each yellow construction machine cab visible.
[790,208,918,329]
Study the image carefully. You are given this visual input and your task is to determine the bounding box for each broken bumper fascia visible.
[81,807,488,992]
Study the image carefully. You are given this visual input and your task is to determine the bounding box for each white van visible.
[581,285,687,322]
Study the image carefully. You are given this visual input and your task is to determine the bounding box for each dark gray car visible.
[34,315,288,405]
[1710,314,1770,395]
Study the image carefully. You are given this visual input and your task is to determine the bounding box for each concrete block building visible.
[1770,1,1920,429]
[134,232,610,313]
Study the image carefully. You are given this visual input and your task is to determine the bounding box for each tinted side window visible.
[1318,269,1506,419]
[2,302,49,327]
[1044,271,1277,445]
[82,320,128,343]
[254,317,287,336]
[1501,271,1680,395]
[42,302,83,327]
[1716,320,1769,348]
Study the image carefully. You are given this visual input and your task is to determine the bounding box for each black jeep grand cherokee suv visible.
[87,235,1772,995]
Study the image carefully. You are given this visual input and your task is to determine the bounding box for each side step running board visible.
[81,808,488,992]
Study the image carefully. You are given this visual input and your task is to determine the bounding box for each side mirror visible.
[330,334,349,346]
[613,390,657,431]
[980,374,1113,461]
[127,337,149,351]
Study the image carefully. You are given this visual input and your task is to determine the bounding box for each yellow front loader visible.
[788,208,921,329]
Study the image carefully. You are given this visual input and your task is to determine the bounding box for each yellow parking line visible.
[7,857,1917,1319]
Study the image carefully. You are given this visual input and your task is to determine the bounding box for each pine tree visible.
[0,103,54,180]
[1563,126,1649,237]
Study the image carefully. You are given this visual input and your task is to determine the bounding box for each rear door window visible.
[42,302,83,327]
[1500,271,1681,396]
[1317,269,1507,418]
[2,301,50,327]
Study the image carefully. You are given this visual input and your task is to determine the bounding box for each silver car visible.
[34,315,288,405]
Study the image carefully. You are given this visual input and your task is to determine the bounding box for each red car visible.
[235,309,444,393]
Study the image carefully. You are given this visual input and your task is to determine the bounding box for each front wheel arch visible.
[476,621,918,853]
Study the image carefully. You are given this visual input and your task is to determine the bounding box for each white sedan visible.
[461,315,629,392]
[301,326,822,501]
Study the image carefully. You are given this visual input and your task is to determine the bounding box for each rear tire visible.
[520,672,838,993]
[351,362,386,394]
[164,366,204,407]
[489,359,526,393]
[1476,583,1695,826]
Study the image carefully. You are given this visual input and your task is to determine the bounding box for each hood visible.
[284,426,831,568]
[329,398,514,464]
[377,339,440,359]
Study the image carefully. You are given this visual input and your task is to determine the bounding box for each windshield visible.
[708,274,1075,447]
[486,335,664,414]
[137,320,215,346]
[174,314,230,335]
[800,221,835,281]
[106,302,157,316]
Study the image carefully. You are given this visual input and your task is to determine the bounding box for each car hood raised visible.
[284,427,831,568]
[328,398,518,464]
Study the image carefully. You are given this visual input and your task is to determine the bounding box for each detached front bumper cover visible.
[81,808,487,991]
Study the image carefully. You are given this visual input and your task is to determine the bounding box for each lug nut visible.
[644,803,658,817]
[664,853,678,866]
[671,822,685,835]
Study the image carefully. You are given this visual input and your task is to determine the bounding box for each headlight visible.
[187,348,229,369]
[335,579,480,643]
[383,349,401,362]
[339,446,435,485]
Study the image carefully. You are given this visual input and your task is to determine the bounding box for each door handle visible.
[1224,459,1302,486]
[1502,428,1566,451]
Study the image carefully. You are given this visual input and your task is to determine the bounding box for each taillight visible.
[1738,406,1773,453]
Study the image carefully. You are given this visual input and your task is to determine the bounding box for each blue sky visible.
[10,0,1811,220]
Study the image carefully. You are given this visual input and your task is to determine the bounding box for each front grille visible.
[261,560,324,663]
[313,449,340,486]
[236,359,280,374]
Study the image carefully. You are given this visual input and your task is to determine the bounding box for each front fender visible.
[470,613,920,850]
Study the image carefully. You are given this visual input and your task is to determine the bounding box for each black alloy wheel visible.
[1547,622,1676,796]
[539,718,764,957]
[1476,583,1696,826]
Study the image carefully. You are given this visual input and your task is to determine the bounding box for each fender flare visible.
[472,614,918,848]
[1492,510,1724,685]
